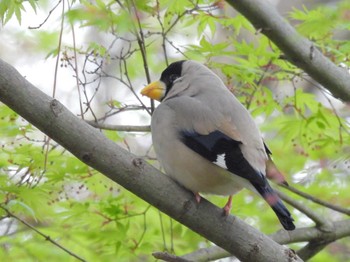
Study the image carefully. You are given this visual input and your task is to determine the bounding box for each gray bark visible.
[226,0,350,101]
[182,220,350,261]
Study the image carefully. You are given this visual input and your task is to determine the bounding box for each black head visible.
[160,60,186,92]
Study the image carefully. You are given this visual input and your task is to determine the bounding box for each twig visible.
[165,38,189,58]
[95,105,151,122]
[33,0,66,189]
[298,76,350,142]
[99,62,151,116]
[68,1,84,120]
[181,246,232,262]
[153,251,191,262]
[297,240,332,261]
[86,121,150,132]
[34,135,51,187]
[121,59,152,115]
[158,211,168,251]
[28,0,62,29]
[279,184,350,216]
[128,0,154,113]
[0,205,86,262]
[155,0,169,66]
[131,207,149,251]
[52,0,65,98]
[246,59,273,109]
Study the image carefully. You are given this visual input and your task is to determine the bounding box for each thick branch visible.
[0,58,302,261]
[225,0,350,101]
[181,220,350,261]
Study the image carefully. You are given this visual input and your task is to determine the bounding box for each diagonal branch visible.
[225,0,350,101]
[179,219,350,261]
[86,121,150,132]
[297,240,333,261]
[153,251,191,262]
[0,205,86,262]
[279,184,350,216]
[276,190,333,231]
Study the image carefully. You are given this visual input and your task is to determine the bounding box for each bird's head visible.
[140,60,186,101]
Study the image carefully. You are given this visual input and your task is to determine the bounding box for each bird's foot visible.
[194,192,201,203]
[223,195,233,216]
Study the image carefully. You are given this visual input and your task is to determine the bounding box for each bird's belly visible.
[158,143,248,196]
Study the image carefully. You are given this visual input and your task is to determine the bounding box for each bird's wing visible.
[179,119,295,230]
[169,96,267,186]
[180,129,266,186]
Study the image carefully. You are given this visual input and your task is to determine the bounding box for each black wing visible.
[180,130,265,186]
[180,130,295,230]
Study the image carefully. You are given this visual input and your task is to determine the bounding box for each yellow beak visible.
[140,81,166,101]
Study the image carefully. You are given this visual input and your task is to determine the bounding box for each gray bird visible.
[141,60,295,230]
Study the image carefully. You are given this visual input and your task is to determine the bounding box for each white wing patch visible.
[213,154,227,170]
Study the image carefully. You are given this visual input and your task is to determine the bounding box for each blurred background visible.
[0,0,349,261]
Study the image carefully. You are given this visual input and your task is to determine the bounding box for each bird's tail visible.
[252,181,295,231]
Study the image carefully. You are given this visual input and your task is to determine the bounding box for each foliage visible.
[0,0,38,25]
[0,0,350,261]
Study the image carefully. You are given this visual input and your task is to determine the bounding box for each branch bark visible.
[86,120,151,132]
[181,220,350,261]
[225,0,350,101]
[0,58,302,261]
[276,190,333,231]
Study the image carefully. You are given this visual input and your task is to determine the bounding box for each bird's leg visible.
[223,195,233,216]
[194,192,201,203]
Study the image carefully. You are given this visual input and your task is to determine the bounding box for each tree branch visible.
[225,0,350,101]
[276,190,333,231]
[297,240,332,261]
[0,58,302,262]
[86,120,151,132]
[180,220,350,261]
[153,251,190,262]
[279,184,350,216]
[0,205,86,262]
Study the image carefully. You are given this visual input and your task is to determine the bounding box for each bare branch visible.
[180,220,350,261]
[28,0,63,29]
[86,121,150,132]
[279,184,350,216]
[276,189,333,231]
[95,105,150,122]
[52,0,65,98]
[68,0,84,120]
[181,246,232,262]
[153,252,191,262]
[297,240,332,261]
[126,0,154,112]
[0,205,86,262]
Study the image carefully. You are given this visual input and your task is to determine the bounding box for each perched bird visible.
[141,60,295,230]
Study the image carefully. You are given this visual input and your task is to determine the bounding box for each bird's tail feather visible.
[252,181,295,231]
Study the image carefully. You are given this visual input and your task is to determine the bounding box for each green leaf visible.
[7,200,37,222]
[0,0,37,25]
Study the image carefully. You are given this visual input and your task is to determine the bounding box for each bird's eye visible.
[169,74,179,83]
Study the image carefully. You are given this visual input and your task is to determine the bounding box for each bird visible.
[140,60,295,231]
